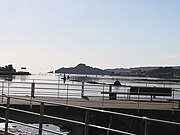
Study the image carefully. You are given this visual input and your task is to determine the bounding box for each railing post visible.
[137,87,140,111]
[5,97,10,135]
[84,110,90,135]
[66,84,69,104]
[58,75,60,97]
[31,82,35,98]
[7,81,10,96]
[102,83,104,108]
[143,117,148,135]
[173,88,175,109]
[39,102,44,135]
[109,84,112,100]
[107,115,113,135]
[1,82,4,103]
[81,82,84,98]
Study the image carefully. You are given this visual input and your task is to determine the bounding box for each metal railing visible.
[1,80,180,110]
[1,80,180,97]
[0,95,180,135]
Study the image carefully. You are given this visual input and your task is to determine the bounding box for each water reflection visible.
[0,75,15,81]
[0,123,70,135]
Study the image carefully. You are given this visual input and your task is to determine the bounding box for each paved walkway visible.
[1,96,179,111]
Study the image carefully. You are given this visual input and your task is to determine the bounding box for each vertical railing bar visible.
[1,82,4,103]
[137,87,140,111]
[144,117,148,135]
[84,110,90,135]
[102,83,104,108]
[173,88,175,109]
[30,81,35,109]
[58,75,60,98]
[107,115,113,135]
[39,102,44,135]
[81,82,84,98]
[5,97,10,135]
[66,84,69,104]
[124,83,126,98]
[7,81,10,96]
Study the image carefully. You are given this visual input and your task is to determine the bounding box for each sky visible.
[0,0,180,73]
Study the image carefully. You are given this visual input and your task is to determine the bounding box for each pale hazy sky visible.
[0,0,180,73]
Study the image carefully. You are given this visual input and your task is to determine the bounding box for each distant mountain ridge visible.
[106,66,180,74]
[106,67,159,73]
[54,64,180,78]
[55,63,112,75]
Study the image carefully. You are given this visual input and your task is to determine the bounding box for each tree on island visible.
[0,64,16,72]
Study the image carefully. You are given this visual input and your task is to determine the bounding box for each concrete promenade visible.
[1,96,179,111]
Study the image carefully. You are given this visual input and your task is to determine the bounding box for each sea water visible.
[0,123,69,135]
[1,73,180,99]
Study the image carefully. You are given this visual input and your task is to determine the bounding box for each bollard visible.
[31,83,35,98]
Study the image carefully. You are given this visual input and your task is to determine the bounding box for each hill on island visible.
[106,66,180,79]
[54,64,180,79]
[55,63,112,75]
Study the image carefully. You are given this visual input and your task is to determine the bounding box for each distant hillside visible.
[55,64,180,78]
[106,66,180,79]
[55,63,112,75]
[106,66,180,74]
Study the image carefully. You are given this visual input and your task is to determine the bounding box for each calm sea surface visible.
[1,73,180,99]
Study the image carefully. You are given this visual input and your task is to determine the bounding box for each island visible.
[0,64,31,75]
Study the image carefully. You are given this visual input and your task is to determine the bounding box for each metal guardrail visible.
[1,80,180,97]
[0,96,180,135]
[1,80,180,111]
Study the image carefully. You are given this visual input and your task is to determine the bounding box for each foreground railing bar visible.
[145,117,180,126]
[6,106,85,126]
[9,107,40,116]
[8,119,65,135]
[1,98,180,134]
[0,116,5,120]
[0,106,7,109]
[3,96,180,126]
[43,114,85,126]
[43,114,135,135]
[88,124,136,135]
[2,108,135,135]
